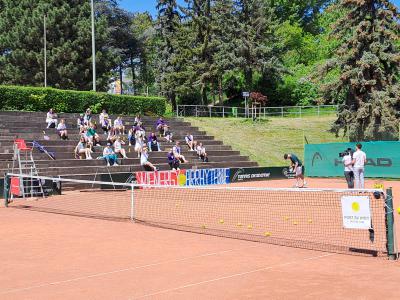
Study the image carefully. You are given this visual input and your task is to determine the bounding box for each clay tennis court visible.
[1,178,400,300]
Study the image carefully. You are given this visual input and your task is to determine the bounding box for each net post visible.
[130,184,135,222]
[385,188,397,260]
[3,174,10,207]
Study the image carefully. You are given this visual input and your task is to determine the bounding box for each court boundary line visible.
[130,253,336,299]
[0,244,261,295]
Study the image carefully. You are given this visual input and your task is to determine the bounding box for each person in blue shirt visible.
[284,153,307,188]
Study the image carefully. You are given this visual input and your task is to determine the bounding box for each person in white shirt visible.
[352,143,367,189]
[46,108,58,128]
[173,141,187,163]
[196,142,208,162]
[185,133,196,151]
[140,147,157,171]
[342,150,354,189]
[103,143,118,166]
[83,108,92,125]
[114,116,125,135]
[134,130,144,158]
[56,119,68,140]
[114,136,128,158]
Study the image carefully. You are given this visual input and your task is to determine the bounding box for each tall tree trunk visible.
[218,76,223,105]
[169,91,177,112]
[119,64,123,95]
[200,82,207,106]
[211,81,216,106]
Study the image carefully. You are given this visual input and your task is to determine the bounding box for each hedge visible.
[0,85,166,115]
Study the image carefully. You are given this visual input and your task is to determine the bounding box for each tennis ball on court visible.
[397,207,400,215]
[219,219,225,224]
[237,222,243,227]
[201,224,207,229]
[284,216,289,221]
[293,221,298,225]
[264,232,272,237]
[247,224,253,229]
[308,219,313,224]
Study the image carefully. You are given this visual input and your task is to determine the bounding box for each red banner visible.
[136,170,187,186]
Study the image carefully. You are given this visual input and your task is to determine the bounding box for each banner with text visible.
[230,167,295,182]
[305,141,400,178]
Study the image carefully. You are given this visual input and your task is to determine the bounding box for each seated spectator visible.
[77,114,85,130]
[46,108,58,128]
[173,141,187,163]
[134,130,145,158]
[56,119,68,140]
[74,137,93,159]
[128,127,136,146]
[148,132,161,152]
[113,116,125,135]
[99,109,111,134]
[85,123,101,146]
[134,114,142,126]
[103,143,118,166]
[114,136,128,158]
[83,108,92,125]
[156,117,167,136]
[185,133,196,151]
[141,147,157,171]
[196,142,208,162]
[167,149,180,170]
[164,127,174,143]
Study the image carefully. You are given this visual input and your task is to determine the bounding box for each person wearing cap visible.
[103,143,118,166]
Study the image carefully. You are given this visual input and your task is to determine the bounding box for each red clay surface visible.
[1,177,400,300]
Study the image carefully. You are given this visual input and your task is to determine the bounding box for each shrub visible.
[0,85,166,115]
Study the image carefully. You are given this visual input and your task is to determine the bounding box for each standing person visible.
[342,149,354,189]
[284,153,307,188]
[352,143,367,189]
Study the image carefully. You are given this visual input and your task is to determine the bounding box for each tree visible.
[0,0,116,91]
[156,0,181,109]
[322,0,400,141]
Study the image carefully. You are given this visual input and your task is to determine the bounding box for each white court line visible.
[131,253,337,299]
[0,244,261,295]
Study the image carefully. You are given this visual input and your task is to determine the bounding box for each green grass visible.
[186,115,348,166]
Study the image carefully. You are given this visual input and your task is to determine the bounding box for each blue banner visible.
[185,168,230,186]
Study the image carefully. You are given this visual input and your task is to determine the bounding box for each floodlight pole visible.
[91,0,96,91]
[44,14,47,88]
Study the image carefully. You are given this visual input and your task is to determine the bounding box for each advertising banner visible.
[230,167,295,182]
[341,196,371,229]
[305,141,400,178]
[185,168,230,186]
[135,169,187,186]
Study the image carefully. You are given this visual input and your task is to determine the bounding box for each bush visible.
[0,85,166,115]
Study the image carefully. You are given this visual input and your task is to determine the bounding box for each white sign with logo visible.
[242,92,250,97]
[341,196,371,229]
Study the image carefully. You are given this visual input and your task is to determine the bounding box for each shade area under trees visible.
[0,0,398,141]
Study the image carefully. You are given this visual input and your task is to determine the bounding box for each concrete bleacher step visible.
[0,111,258,189]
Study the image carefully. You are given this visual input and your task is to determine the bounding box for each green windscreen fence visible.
[305,141,400,178]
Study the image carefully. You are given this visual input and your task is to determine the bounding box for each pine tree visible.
[156,0,180,109]
[324,0,400,141]
[0,0,116,91]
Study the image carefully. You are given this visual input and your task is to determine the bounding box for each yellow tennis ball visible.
[264,232,271,237]
[201,224,207,229]
[237,222,243,227]
[397,207,400,215]
[308,219,313,224]
[219,219,224,224]
[293,221,298,225]
[247,224,253,229]
[284,216,289,221]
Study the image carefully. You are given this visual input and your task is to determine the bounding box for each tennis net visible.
[3,173,397,258]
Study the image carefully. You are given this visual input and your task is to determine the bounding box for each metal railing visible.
[176,105,338,118]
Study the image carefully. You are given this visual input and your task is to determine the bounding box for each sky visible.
[119,0,185,16]
[119,0,400,15]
